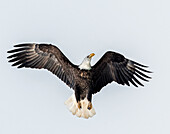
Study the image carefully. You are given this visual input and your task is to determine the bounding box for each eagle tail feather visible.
[65,94,96,119]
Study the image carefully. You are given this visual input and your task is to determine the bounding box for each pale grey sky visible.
[0,0,170,134]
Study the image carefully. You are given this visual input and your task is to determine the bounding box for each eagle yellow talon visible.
[78,101,81,109]
[87,102,92,110]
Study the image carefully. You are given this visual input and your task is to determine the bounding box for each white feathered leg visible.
[65,94,96,119]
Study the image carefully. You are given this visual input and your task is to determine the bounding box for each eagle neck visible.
[78,58,91,70]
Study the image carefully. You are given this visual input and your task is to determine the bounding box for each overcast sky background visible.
[0,0,170,134]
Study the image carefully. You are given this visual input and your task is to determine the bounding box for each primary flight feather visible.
[7,43,152,119]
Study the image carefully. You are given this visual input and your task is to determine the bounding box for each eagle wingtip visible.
[14,43,33,48]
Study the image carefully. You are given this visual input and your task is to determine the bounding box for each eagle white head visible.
[79,53,95,70]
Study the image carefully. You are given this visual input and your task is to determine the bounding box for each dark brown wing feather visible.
[91,51,152,94]
[7,43,78,89]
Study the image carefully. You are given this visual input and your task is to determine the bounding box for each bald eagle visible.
[7,43,151,119]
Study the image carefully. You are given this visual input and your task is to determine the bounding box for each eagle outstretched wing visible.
[7,43,78,89]
[91,51,152,94]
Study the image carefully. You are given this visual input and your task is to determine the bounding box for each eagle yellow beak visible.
[89,53,95,58]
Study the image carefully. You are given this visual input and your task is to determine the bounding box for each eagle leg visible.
[87,92,92,110]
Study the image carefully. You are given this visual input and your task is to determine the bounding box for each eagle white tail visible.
[64,94,96,119]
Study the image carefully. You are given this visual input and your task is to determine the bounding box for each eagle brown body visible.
[7,43,152,119]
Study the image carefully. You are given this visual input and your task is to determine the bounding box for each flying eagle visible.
[7,43,151,119]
